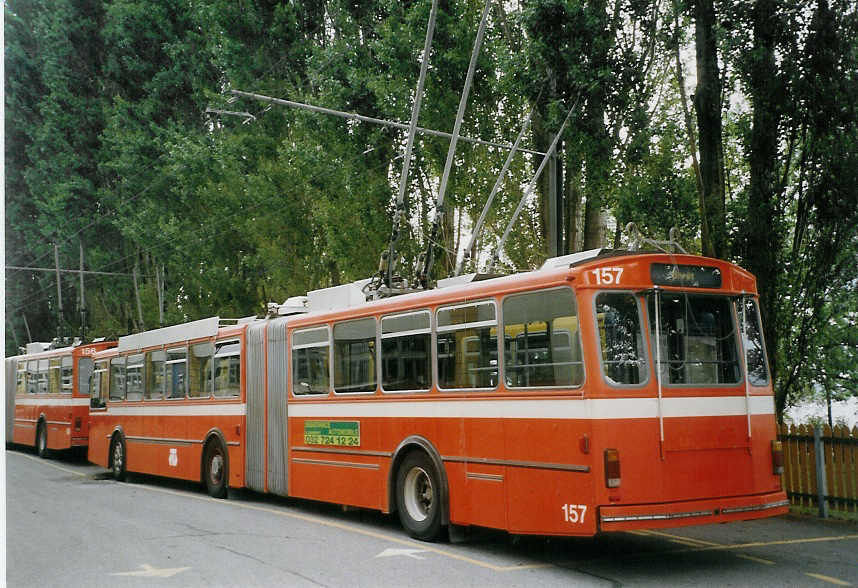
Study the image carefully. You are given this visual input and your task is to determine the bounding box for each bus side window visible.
[48,358,62,394]
[437,301,498,390]
[91,360,108,408]
[503,288,584,388]
[16,363,26,395]
[189,342,214,398]
[110,357,126,401]
[292,327,330,395]
[62,356,73,394]
[165,348,187,399]
[333,318,377,394]
[37,359,49,394]
[145,350,166,400]
[736,297,770,386]
[27,361,37,394]
[381,311,431,392]
[213,340,241,397]
[126,354,145,401]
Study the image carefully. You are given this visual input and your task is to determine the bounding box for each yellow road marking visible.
[634,529,721,547]
[694,535,858,552]
[805,572,852,586]
[9,452,549,573]
[734,554,775,565]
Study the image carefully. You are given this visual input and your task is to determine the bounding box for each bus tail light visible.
[771,440,784,475]
[604,449,621,488]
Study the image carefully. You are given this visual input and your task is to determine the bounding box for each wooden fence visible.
[779,424,858,514]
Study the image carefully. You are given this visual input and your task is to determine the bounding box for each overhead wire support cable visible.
[455,100,538,276]
[418,0,493,288]
[229,90,548,158]
[6,266,138,277]
[487,97,583,273]
[385,0,439,289]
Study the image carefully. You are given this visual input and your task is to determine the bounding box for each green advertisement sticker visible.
[304,420,360,447]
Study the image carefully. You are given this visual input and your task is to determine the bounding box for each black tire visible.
[395,451,443,541]
[36,422,48,459]
[111,436,127,482]
[203,439,228,498]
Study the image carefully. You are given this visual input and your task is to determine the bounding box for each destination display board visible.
[650,263,722,288]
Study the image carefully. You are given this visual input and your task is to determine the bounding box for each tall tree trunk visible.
[565,151,583,253]
[745,0,783,417]
[582,0,611,250]
[693,0,726,259]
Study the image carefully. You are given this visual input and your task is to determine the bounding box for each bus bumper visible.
[598,491,789,532]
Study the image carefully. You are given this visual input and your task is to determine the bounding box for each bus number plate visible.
[561,504,588,524]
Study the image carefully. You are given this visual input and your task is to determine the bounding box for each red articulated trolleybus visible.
[5,339,116,456]
[84,249,788,539]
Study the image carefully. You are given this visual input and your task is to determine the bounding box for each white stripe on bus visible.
[286,395,775,420]
[13,397,90,407]
[98,403,246,417]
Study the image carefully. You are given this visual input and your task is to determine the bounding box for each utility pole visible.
[54,244,64,342]
[156,264,165,327]
[133,258,145,332]
[79,240,87,341]
[22,314,32,343]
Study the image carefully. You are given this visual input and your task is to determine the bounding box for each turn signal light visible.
[772,440,784,475]
[604,448,621,488]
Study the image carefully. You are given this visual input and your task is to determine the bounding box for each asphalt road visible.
[6,447,858,587]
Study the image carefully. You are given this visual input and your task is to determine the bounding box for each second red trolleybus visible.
[5,339,115,456]
[85,249,788,539]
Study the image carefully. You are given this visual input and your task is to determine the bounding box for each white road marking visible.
[375,548,427,560]
[110,564,190,578]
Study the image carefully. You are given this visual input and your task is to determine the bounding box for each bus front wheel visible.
[395,451,442,541]
[36,422,48,458]
[203,439,228,499]
[111,437,127,481]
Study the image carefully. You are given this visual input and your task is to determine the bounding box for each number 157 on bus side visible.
[561,504,588,524]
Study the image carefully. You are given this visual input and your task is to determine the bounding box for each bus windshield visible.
[647,292,741,385]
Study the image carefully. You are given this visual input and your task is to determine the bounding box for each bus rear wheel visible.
[111,437,127,482]
[204,439,228,499]
[36,423,48,458]
[395,451,442,541]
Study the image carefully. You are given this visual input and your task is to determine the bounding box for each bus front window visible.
[648,293,741,385]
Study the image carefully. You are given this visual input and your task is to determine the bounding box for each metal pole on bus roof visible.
[22,313,32,343]
[455,102,537,276]
[385,0,439,289]
[487,97,581,273]
[418,0,492,288]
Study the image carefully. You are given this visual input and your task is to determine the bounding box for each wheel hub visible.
[404,466,433,522]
